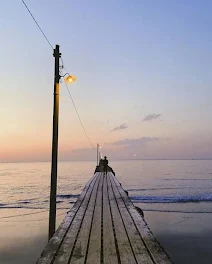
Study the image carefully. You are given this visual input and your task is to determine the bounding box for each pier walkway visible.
[36,171,172,264]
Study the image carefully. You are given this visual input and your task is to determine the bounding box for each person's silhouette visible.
[103,156,108,175]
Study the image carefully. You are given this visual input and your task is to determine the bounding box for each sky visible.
[1,0,212,162]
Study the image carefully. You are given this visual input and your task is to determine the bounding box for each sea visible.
[1,160,212,264]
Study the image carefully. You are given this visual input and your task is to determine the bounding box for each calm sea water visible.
[1,160,212,263]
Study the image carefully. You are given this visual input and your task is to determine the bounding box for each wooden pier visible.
[36,170,172,264]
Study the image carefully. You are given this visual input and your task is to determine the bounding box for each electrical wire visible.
[21,0,95,149]
[0,209,49,219]
[21,0,53,49]
[0,210,67,223]
[63,78,95,148]
[60,57,66,70]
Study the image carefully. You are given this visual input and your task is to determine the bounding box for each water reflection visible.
[144,211,212,264]
[0,209,67,264]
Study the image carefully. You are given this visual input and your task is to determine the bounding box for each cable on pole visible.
[21,0,54,49]
[21,1,96,149]
[63,77,95,148]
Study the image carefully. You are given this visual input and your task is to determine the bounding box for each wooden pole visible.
[48,44,61,241]
[97,143,99,166]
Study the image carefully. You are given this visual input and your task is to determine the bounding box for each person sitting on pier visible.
[103,156,108,175]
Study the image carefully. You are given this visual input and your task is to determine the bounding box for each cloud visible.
[71,147,94,154]
[111,123,128,132]
[143,114,161,122]
[70,147,95,159]
[133,104,143,110]
[109,137,160,146]
[57,147,96,161]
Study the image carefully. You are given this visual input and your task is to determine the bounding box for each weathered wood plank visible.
[107,174,137,264]
[110,172,172,264]
[109,174,154,264]
[36,173,98,264]
[86,173,104,264]
[37,169,172,264]
[69,174,102,264]
[52,174,100,264]
[102,174,119,264]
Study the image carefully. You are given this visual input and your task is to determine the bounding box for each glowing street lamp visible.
[65,75,76,84]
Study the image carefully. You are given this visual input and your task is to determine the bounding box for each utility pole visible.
[97,143,99,166]
[48,44,61,241]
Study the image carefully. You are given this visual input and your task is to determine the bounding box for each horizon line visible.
[1,158,212,164]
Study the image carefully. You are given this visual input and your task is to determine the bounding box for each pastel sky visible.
[1,0,212,162]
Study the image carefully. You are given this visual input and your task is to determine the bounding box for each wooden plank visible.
[37,169,172,264]
[69,174,102,264]
[110,173,172,264]
[86,173,104,264]
[102,174,119,264]
[107,174,137,264]
[36,173,98,264]
[52,174,100,264]
[109,174,154,264]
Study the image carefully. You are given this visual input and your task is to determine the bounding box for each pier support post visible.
[49,44,61,241]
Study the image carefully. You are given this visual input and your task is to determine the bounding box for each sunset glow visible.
[1,1,212,162]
